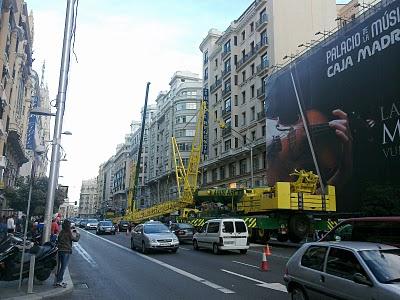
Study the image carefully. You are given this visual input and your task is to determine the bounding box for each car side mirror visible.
[353,273,373,287]
[334,235,341,242]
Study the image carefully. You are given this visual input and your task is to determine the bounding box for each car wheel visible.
[141,242,147,254]
[240,249,247,254]
[291,285,307,300]
[193,239,199,250]
[96,230,99,235]
[130,238,135,250]
[213,243,219,255]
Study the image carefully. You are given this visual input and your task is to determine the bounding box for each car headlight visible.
[150,238,157,243]
[173,237,178,243]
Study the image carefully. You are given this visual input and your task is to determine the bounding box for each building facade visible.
[146,71,202,205]
[199,0,337,188]
[78,178,99,217]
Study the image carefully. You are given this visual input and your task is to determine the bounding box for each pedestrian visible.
[55,220,80,288]
[51,219,60,242]
[7,215,16,233]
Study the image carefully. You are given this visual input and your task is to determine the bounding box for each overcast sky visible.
[27,0,350,204]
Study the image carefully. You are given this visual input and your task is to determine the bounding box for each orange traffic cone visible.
[260,247,269,271]
[265,244,271,256]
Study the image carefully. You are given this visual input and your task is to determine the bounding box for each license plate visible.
[159,243,170,246]
[224,241,234,244]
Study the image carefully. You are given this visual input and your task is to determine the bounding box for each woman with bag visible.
[55,220,80,288]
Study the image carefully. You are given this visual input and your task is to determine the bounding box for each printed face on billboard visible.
[265,0,400,211]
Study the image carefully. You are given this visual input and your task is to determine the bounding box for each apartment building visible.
[337,0,376,26]
[146,71,202,205]
[199,0,337,188]
[79,178,99,217]
[97,157,114,215]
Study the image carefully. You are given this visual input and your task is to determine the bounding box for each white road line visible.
[221,269,287,293]
[179,247,191,251]
[247,249,290,259]
[73,243,97,267]
[81,230,235,294]
[232,260,259,269]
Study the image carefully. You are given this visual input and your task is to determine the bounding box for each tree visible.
[5,176,66,216]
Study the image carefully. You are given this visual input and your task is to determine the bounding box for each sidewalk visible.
[0,268,73,300]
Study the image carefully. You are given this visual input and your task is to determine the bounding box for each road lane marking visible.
[73,243,97,267]
[232,260,259,269]
[179,247,191,251]
[221,269,287,293]
[247,249,290,259]
[81,230,235,294]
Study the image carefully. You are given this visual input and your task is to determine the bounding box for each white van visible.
[192,218,249,254]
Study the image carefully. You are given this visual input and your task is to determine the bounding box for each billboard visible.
[265,0,400,212]
[26,95,40,150]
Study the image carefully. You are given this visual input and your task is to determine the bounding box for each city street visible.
[55,229,296,299]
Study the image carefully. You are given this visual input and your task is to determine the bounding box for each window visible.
[234,95,238,106]
[251,130,256,140]
[241,30,246,41]
[223,221,234,233]
[224,98,231,111]
[224,40,231,53]
[220,166,225,179]
[240,159,247,175]
[234,55,238,66]
[234,36,237,46]
[224,59,231,72]
[229,163,236,177]
[250,41,255,53]
[242,70,246,82]
[214,128,217,140]
[242,112,246,126]
[253,155,259,170]
[204,50,208,64]
[214,147,218,156]
[243,135,247,145]
[250,22,254,32]
[235,137,239,148]
[326,248,367,280]
[186,129,195,137]
[234,75,238,85]
[251,85,255,98]
[301,246,328,271]
[262,125,266,136]
[250,64,255,75]
[224,139,231,152]
[212,168,218,181]
[242,49,246,59]
[242,91,246,104]
[215,93,218,103]
[214,110,217,120]
[234,115,238,127]
[262,151,266,168]
[215,58,218,68]
[207,222,220,233]
[199,223,207,233]
[251,107,255,121]
[204,67,208,80]
[235,221,247,233]
[225,117,231,128]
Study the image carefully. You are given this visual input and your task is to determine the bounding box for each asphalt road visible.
[55,229,297,299]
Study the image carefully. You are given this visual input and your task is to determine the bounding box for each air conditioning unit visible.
[0,156,7,169]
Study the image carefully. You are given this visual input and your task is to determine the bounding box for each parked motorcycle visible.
[0,234,58,281]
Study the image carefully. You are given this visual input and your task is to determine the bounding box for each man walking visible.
[7,215,16,233]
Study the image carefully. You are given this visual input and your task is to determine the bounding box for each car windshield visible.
[359,249,400,283]
[88,219,97,223]
[99,221,112,226]
[144,224,170,234]
[178,223,193,229]
[120,221,128,225]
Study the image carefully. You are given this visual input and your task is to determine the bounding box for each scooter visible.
[0,234,58,281]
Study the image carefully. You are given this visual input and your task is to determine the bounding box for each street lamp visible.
[217,121,255,188]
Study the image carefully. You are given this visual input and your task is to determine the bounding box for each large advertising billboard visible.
[265,0,400,212]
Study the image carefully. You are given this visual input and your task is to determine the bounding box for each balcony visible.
[257,111,266,121]
[222,66,231,79]
[222,106,231,117]
[222,85,231,98]
[257,36,268,54]
[256,59,269,76]
[210,78,222,92]
[221,48,231,60]
[222,126,232,136]
[257,87,265,99]
[256,13,268,31]
[236,48,258,71]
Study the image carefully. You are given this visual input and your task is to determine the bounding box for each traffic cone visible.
[265,244,271,256]
[260,247,269,271]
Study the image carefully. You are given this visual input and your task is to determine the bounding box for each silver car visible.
[85,219,99,230]
[284,241,400,300]
[130,221,179,254]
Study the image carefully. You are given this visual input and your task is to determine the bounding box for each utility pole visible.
[43,0,76,242]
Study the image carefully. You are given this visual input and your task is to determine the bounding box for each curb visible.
[3,268,73,300]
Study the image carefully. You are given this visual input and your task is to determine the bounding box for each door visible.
[221,221,236,247]
[196,223,208,247]
[205,222,220,249]
[133,225,143,247]
[324,247,377,300]
[234,221,248,247]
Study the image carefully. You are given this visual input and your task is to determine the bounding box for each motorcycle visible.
[0,233,58,282]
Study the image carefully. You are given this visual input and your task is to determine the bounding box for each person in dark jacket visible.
[55,220,80,287]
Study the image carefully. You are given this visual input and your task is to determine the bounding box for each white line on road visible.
[81,230,235,294]
[232,260,259,269]
[179,247,191,251]
[221,269,287,293]
[73,243,97,267]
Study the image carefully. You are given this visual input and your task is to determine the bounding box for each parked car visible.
[170,223,195,243]
[118,220,129,232]
[284,241,400,300]
[78,219,88,228]
[320,216,400,247]
[96,221,116,235]
[192,218,249,254]
[85,219,99,230]
[130,221,179,253]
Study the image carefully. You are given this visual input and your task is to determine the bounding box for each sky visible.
[27,0,350,204]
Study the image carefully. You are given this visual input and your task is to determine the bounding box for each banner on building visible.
[265,0,400,212]
[26,95,40,150]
